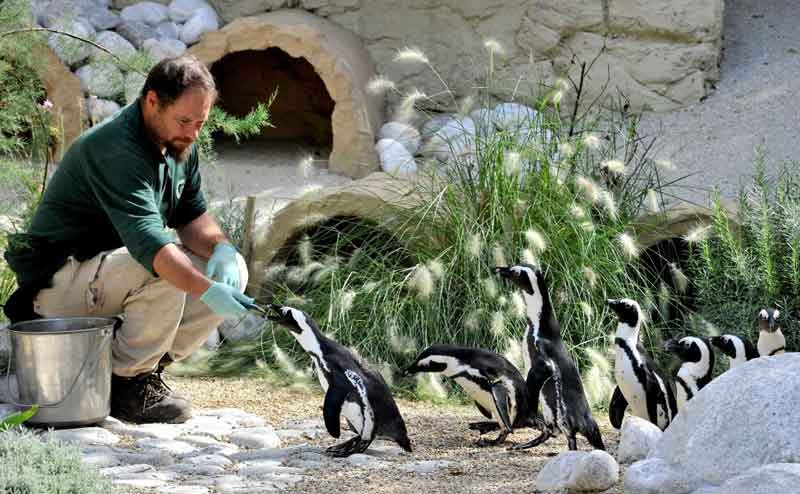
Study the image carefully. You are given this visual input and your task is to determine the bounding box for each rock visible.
[179,6,218,44]
[76,63,125,99]
[713,464,800,494]
[82,447,123,468]
[136,438,198,455]
[99,463,155,476]
[124,71,146,104]
[88,10,122,31]
[420,114,453,138]
[618,416,663,464]
[114,450,176,467]
[491,102,538,130]
[92,30,137,61]
[217,313,265,342]
[401,460,453,475]
[378,122,421,155]
[142,37,187,62]
[183,454,232,468]
[181,415,234,439]
[229,428,282,449]
[157,486,211,494]
[194,408,267,428]
[625,458,699,494]
[167,462,227,476]
[113,0,169,7]
[425,116,476,163]
[120,2,170,25]
[637,354,800,490]
[48,19,94,66]
[130,423,184,440]
[169,0,214,23]
[116,20,157,48]
[607,0,723,42]
[535,450,619,492]
[86,97,121,124]
[47,427,121,446]
[346,454,387,468]
[375,139,417,175]
[155,21,180,39]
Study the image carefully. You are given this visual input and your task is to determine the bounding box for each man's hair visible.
[140,54,217,106]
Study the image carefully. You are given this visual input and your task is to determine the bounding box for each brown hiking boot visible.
[110,369,191,424]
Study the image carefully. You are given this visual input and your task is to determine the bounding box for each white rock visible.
[194,407,266,428]
[48,19,93,66]
[420,114,452,138]
[116,20,157,48]
[491,102,538,130]
[92,30,136,60]
[168,462,227,476]
[378,122,421,155]
[218,313,266,342]
[178,434,226,447]
[47,427,121,446]
[88,9,121,30]
[124,71,146,104]
[112,478,167,488]
[183,454,232,468]
[365,443,407,458]
[346,454,387,468]
[168,0,212,23]
[124,422,183,440]
[120,2,169,25]
[142,37,187,63]
[155,21,180,39]
[535,450,619,492]
[191,442,240,458]
[76,63,124,99]
[401,460,453,475]
[136,438,198,455]
[238,459,282,478]
[86,97,121,125]
[157,486,211,494]
[625,458,694,494]
[618,416,663,464]
[230,428,281,449]
[376,138,417,175]
[425,116,476,163]
[182,415,234,439]
[115,450,176,467]
[81,446,121,468]
[99,463,155,476]
[714,464,800,494]
[230,447,295,463]
[179,6,218,45]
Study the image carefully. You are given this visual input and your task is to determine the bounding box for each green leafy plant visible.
[0,405,39,431]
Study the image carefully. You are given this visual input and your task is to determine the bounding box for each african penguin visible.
[710,334,758,370]
[495,264,606,451]
[404,344,539,446]
[607,298,677,431]
[664,336,715,413]
[757,308,785,357]
[267,304,412,457]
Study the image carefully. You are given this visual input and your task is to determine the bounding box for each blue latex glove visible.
[200,281,254,319]
[206,242,241,289]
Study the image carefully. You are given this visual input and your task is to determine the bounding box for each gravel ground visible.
[170,375,625,494]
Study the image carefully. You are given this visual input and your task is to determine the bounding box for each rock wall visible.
[207,0,725,113]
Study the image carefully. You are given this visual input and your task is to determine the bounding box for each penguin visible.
[664,336,715,412]
[267,304,412,457]
[607,298,677,431]
[404,344,540,446]
[757,308,785,356]
[494,264,606,451]
[710,334,758,370]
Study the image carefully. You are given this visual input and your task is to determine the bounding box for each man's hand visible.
[206,242,241,289]
[200,282,254,319]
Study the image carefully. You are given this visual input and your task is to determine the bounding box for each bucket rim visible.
[7,317,118,335]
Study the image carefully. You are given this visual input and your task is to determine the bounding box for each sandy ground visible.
[170,375,624,494]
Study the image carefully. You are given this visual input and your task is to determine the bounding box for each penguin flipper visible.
[609,386,628,429]
[474,402,493,420]
[322,375,353,438]
[490,383,514,432]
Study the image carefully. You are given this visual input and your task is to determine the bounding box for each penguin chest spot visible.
[455,377,496,419]
[341,400,363,434]
[615,348,647,418]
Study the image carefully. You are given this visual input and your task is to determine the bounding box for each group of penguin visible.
[264,263,789,458]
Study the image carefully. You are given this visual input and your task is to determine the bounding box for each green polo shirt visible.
[5,98,207,287]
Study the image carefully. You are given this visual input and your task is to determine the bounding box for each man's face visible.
[145,88,213,161]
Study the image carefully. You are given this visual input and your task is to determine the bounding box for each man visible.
[3,54,254,424]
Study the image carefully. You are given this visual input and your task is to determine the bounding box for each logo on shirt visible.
[176,179,185,198]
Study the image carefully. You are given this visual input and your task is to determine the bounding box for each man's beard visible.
[165,140,192,162]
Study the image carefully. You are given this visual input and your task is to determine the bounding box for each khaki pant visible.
[33,246,248,377]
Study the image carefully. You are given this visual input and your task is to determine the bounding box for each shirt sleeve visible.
[83,148,174,275]
[168,146,207,229]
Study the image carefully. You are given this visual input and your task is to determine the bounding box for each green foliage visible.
[0,429,112,494]
[0,406,39,431]
[686,149,800,353]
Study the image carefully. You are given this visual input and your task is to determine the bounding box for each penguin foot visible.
[475,430,509,447]
[325,436,372,458]
[508,431,551,451]
[468,421,500,435]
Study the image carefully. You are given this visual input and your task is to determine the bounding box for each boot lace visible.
[141,370,172,409]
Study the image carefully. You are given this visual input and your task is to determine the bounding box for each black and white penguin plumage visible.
[757,308,785,356]
[664,336,715,413]
[404,344,539,446]
[710,334,758,370]
[494,264,605,451]
[267,304,412,457]
[607,298,677,431]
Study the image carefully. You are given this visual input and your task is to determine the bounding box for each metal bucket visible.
[3,317,118,428]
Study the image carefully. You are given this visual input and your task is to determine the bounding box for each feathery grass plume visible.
[669,262,689,293]
[503,336,527,372]
[504,151,522,175]
[556,289,568,304]
[378,361,395,388]
[515,199,528,217]
[551,163,569,186]
[510,292,526,319]
[551,90,564,105]
[701,318,720,337]
[521,248,538,265]
[580,301,593,321]
[311,257,339,285]
[339,290,356,315]
[525,229,547,254]
[297,213,327,229]
[366,75,396,94]
[493,243,507,266]
[657,281,671,317]
[273,343,303,379]
[464,309,480,331]
[468,232,483,259]
[395,88,427,123]
[388,319,418,355]
[287,266,310,285]
[601,159,626,176]
[683,224,712,244]
[298,235,312,266]
[576,176,600,203]
[297,155,315,179]
[363,281,380,293]
[264,263,287,282]
[558,142,575,158]
[483,277,499,299]
[407,263,434,299]
[415,373,448,401]
[301,261,325,279]
[616,232,639,260]
[599,190,619,219]
[458,95,475,117]
[570,204,587,219]
[483,38,505,55]
[646,189,660,213]
[426,259,445,281]
[491,311,506,337]
[394,46,430,64]
[655,158,675,171]
[580,221,595,233]
[583,266,598,289]
[582,347,615,408]
[583,133,602,150]
[285,295,309,306]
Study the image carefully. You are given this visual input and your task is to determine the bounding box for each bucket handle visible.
[1,316,122,409]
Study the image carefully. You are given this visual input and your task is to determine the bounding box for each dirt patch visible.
[170,375,625,494]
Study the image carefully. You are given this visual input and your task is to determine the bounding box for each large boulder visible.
[708,463,800,494]
[625,353,800,493]
[618,416,663,464]
[535,450,619,492]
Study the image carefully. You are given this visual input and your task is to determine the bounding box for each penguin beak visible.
[709,336,722,348]
[606,299,622,314]
[494,266,512,279]
[663,338,681,353]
